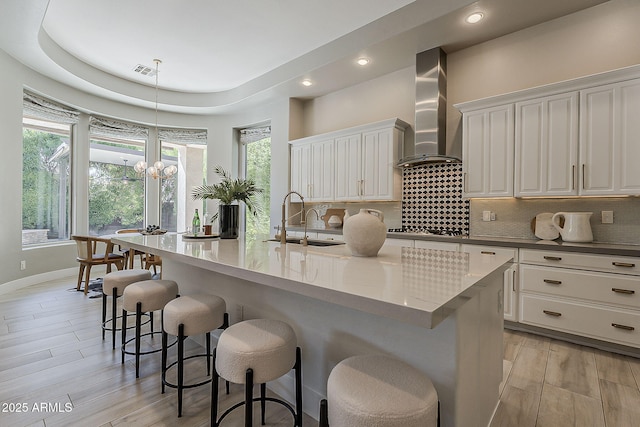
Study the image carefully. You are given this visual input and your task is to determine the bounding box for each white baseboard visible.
[0,268,77,295]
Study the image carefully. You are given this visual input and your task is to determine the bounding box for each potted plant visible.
[191,166,262,239]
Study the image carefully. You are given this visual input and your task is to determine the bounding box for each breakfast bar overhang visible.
[113,234,512,427]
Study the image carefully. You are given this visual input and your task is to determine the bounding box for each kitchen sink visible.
[303,239,345,247]
[266,238,345,247]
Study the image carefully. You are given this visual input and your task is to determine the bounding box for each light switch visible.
[601,210,614,224]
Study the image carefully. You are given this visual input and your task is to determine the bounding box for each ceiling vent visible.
[133,64,157,77]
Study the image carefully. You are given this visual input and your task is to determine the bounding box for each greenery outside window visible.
[22,117,71,246]
[241,126,271,237]
[88,138,145,235]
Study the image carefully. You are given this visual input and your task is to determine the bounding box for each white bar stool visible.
[102,269,152,349]
[319,354,439,427]
[162,294,228,417]
[121,279,179,377]
[211,318,302,427]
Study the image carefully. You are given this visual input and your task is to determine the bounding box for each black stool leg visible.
[260,383,266,425]
[121,308,127,364]
[135,302,142,378]
[178,323,185,417]
[161,329,167,394]
[295,347,303,427]
[150,309,154,333]
[211,348,219,426]
[111,286,118,349]
[319,399,328,427]
[206,331,211,375]
[245,368,254,427]
[102,293,107,339]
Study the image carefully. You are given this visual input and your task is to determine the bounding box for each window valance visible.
[240,126,271,144]
[89,116,149,140]
[23,91,79,124]
[159,128,207,144]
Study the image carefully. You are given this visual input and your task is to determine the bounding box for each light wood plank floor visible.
[0,277,316,427]
[3,277,640,426]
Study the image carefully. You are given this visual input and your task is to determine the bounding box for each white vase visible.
[343,208,386,257]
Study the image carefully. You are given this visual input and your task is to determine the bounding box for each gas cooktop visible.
[387,227,466,237]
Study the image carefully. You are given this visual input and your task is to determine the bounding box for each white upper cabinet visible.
[457,66,640,198]
[462,104,514,198]
[515,92,579,197]
[580,78,640,195]
[290,138,334,202]
[291,118,408,202]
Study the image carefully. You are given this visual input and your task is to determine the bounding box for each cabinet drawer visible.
[461,245,518,261]
[520,249,640,275]
[520,264,640,309]
[521,294,640,348]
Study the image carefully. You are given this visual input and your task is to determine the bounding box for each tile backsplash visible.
[470,198,640,244]
[402,163,469,234]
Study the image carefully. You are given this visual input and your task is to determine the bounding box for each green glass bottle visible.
[192,209,201,235]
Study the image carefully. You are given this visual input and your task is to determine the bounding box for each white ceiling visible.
[0,0,609,114]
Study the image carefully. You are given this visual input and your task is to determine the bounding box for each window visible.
[241,126,271,237]
[22,117,72,245]
[88,137,146,235]
[159,128,207,232]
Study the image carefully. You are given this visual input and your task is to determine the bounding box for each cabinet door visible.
[414,240,459,251]
[580,79,640,195]
[580,85,616,194]
[290,143,311,196]
[515,93,578,196]
[462,105,514,197]
[361,128,398,200]
[309,139,335,202]
[335,134,362,200]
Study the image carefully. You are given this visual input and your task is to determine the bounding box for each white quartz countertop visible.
[112,234,512,329]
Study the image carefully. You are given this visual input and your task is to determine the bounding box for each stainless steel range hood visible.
[398,47,460,167]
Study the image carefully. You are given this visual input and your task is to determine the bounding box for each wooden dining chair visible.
[115,229,145,269]
[71,235,126,295]
[143,253,162,278]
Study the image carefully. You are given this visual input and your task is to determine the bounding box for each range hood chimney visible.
[398,47,460,167]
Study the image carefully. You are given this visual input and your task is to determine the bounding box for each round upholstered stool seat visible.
[121,280,179,377]
[161,294,228,418]
[102,269,153,349]
[211,319,302,427]
[103,269,152,296]
[322,354,438,427]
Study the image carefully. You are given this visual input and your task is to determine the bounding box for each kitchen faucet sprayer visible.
[302,209,320,246]
[281,191,305,244]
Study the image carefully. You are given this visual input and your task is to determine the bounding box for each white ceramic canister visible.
[342,208,386,257]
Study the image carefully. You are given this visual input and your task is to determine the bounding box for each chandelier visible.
[134,59,177,180]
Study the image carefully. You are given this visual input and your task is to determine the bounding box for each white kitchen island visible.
[113,233,512,427]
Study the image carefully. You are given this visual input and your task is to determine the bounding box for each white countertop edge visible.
[113,235,512,329]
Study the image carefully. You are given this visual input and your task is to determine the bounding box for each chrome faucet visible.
[281,191,305,244]
[302,208,320,246]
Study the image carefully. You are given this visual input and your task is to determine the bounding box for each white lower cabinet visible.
[384,238,414,247]
[462,245,518,321]
[316,232,343,242]
[519,249,640,348]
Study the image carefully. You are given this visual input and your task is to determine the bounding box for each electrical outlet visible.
[601,210,614,224]
[20,260,26,270]
[482,211,491,222]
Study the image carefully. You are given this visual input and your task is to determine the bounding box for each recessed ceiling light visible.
[301,79,313,87]
[357,58,370,66]
[465,12,484,24]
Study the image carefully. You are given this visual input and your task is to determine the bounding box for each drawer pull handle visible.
[612,262,636,268]
[543,279,562,285]
[612,288,635,295]
[481,251,496,255]
[544,256,562,261]
[612,323,635,331]
[543,310,562,317]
